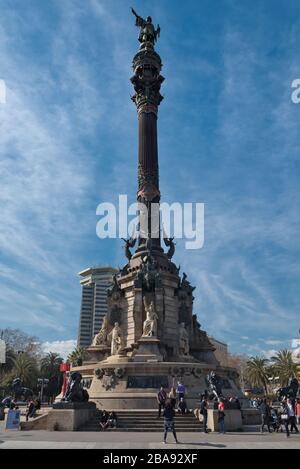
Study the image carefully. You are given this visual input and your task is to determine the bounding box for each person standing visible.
[200,394,209,434]
[280,401,291,438]
[168,386,177,409]
[287,399,299,434]
[176,381,186,400]
[259,399,272,433]
[218,398,226,434]
[157,386,167,418]
[296,399,300,426]
[163,401,179,444]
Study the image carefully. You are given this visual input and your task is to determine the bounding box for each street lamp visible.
[0,335,6,365]
[37,378,49,403]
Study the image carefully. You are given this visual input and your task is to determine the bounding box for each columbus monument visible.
[75,10,241,409]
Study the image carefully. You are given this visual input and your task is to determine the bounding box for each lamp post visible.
[0,330,6,365]
[296,329,300,384]
[37,378,49,403]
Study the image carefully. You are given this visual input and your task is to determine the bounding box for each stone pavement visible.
[0,422,300,449]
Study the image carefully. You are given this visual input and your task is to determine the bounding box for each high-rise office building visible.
[77,267,117,347]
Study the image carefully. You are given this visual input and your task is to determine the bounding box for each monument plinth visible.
[134,337,163,362]
[73,10,242,410]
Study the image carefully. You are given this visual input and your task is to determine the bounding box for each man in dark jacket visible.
[157,386,167,418]
[163,401,179,444]
[259,399,272,433]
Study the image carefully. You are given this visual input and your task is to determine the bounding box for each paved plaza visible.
[1,422,299,449]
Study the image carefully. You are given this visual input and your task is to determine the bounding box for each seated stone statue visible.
[142,301,158,337]
[92,316,109,346]
[179,322,190,356]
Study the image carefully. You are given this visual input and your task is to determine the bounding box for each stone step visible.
[81,423,202,432]
[85,423,201,428]
[79,425,202,433]
[242,425,261,432]
[94,416,196,420]
[79,409,202,432]
[97,411,195,418]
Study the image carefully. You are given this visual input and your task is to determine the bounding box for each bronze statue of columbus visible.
[131,7,160,46]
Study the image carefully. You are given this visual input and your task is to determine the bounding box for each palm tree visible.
[11,352,38,388]
[270,349,296,387]
[40,352,63,379]
[40,352,63,402]
[245,356,270,395]
[68,347,88,367]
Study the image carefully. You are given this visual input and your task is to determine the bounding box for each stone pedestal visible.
[134,337,163,362]
[86,345,110,363]
[49,402,96,431]
[207,409,243,432]
[21,402,97,431]
[52,401,96,410]
[74,360,243,411]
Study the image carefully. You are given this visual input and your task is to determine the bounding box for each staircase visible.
[79,410,203,432]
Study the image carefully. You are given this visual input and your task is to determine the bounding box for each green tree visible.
[40,352,63,379]
[270,349,297,387]
[40,353,63,402]
[68,347,88,367]
[11,352,38,388]
[245,356,270,395]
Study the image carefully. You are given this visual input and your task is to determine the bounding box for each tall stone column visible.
[131,46,164,251]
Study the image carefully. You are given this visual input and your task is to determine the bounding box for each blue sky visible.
[0,0,299,358]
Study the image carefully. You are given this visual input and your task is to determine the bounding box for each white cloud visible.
[291,339,300,349]
[42,340,77,359]
[263,340,285,346]
[262,350,278,360]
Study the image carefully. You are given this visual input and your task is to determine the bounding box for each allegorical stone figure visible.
[109,322,122,356]
[206,371,223,400]
[179,322,190,356]
[92,316,109,346]
[131,8,160,46]
[142,300,158,337]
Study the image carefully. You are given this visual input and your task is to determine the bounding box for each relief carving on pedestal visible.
[95,367,125,390]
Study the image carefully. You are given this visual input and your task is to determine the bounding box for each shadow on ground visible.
[179,442,226,448]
